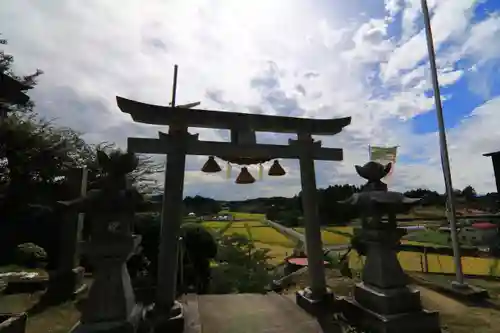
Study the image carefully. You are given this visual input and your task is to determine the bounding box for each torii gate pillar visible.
[154,129,192,329]
[293,133,334,314]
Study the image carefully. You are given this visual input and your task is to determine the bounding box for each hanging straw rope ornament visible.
[216,128,271,184]
[199,128,288,184]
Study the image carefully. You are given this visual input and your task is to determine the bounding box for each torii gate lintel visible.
[126,132,344,161]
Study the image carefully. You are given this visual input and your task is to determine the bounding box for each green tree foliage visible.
[183,195,221,216]
[0,115,94,216]
[404,188,443,205]
[316,184,361,225]
[462,185,477,202]
[210,234,273,294]
[181,222,218,259]
[179,223,218,293]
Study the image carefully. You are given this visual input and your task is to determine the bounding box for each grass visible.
[0,293,80,333]
[0,276,92,333]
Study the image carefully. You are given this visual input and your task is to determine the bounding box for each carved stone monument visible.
[60,151,144,333]
[338,161,441,333]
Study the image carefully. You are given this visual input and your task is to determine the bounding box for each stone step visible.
[183,293,335,333]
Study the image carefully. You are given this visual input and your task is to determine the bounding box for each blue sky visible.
[2,0,500,199]
[413,0,500,134]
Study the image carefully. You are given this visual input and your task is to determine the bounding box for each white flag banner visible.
[369,146,398,182]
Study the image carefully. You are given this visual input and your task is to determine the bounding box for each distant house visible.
[439,222,498,247]
[197,213,233,221]
[218,213,234,221]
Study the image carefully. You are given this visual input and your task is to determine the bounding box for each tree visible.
[1,34,43,114]
[183,195,221,216]
[0,115,94,215]
[0,36,163,265]
[462,185,477,202]
[210,234,273,293]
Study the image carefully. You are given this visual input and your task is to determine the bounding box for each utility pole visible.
[420,0,466,286]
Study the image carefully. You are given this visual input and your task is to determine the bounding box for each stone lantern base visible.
[339,229,441,333]
[295,287,336,316]
[142,300,185,333]
[71,235,144,333]
[70,306,143,333]
[339,287,441,333]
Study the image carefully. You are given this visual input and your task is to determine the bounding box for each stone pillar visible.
[60,167,87,268]
[152,129,190,331]
[73,234,143,333]
[46,167,87,303]
[292,133,333,315]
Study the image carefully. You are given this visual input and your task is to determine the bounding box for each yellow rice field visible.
[201,221,228,230]
[294,227,351,245]
[201,215,296,262]
[246,227,295,247]
[348,252,500,277]
[202,214,500,277]
[254,242,293,264]
[326,226,355,234]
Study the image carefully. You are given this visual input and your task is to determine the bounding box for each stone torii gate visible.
[117,91,351,326]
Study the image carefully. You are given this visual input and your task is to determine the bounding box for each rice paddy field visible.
[202,213,295,263]
[203,213,500,277]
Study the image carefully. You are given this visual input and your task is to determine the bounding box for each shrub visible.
[15,243,48,268]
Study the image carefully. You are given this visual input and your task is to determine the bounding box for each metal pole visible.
[171,65,178,108]
[420,0,465,286]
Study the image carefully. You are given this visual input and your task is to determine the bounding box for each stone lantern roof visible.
[0,72,29,104]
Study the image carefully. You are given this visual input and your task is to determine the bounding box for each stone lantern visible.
[0,72,30,119]
[338,161,441,333]
[58,151,144,333]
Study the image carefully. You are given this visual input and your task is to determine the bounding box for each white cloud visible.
[2,0,500,200]
[383,0,479,82]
